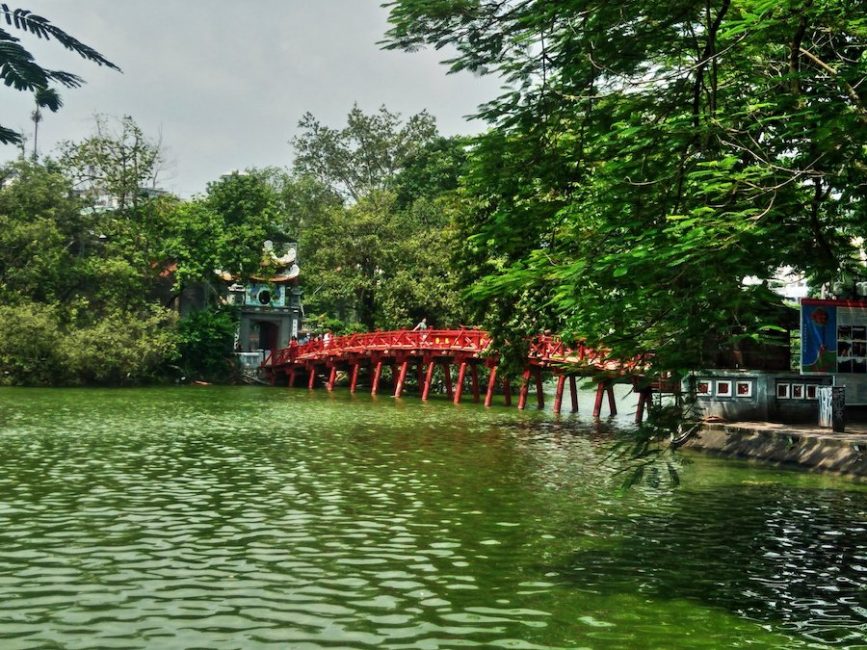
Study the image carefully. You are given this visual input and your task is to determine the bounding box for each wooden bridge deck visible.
[262,329,659,420]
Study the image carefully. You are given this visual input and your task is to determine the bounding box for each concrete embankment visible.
[685,421,867,477]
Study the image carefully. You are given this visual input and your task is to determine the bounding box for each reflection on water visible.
[0,386,865,649]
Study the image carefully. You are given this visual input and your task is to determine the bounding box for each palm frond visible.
[0,123,21,144]
[0,5,120,71]
[34,86,61,111]
[44,69,83,88]
[0,38,47,90]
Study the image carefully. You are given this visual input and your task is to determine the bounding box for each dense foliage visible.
[290,106,470,331]
[384,0,867,371]
[0,117,296,385]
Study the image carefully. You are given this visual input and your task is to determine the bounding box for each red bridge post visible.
[454,360,468,404]
[518,369,530,410]
[350,363,360,393]
[503,377,512,406]
[441,362,453,398]
[484,366,497,407]
[422,361,435,401]
[569,376,579,412]
[470,364,480,403]
[371,359,383,396]
[394,358,409,398]
[554,374,566,414]
[534,367,545,409]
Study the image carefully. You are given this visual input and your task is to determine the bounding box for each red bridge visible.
[262,329,659,421]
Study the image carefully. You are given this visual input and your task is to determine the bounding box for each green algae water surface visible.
[0,386,865,649]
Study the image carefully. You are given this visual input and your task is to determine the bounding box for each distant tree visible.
[0,159,85,304]
[204,170,288,279]
[58,115,163,212]
[292,104,438,201]
[292,110,470,330]
[0,6,119,145]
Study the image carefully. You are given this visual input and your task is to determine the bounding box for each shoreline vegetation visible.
[4,4,865,430]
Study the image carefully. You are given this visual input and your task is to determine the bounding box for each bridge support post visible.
[441,363,453,398]
[371,361,383,396]
[607,383,617,416]
[394,360,409,398]
[518,369,531,410]
[534,367,545,409]
[470,364,480,402]
[503,377,512,406]
[635,387,652,424]
[569,376,579,412]
[422,362,435,401]
[454,361,468,404]
[593,382,605,417]
[416,363,424,393]
[350,363,359,393]
[484,366,497,407]
[308,366,316,390]
[327,366,337,391]
[554,375,566,414]
[288,367,297,388]
[593,381,617,417]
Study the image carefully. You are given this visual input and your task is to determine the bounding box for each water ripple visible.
[0,386,864,648]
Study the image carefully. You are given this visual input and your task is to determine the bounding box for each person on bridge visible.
[413,318,428,331]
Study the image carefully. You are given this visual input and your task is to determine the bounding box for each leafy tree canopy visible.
[58,115,163,212]
[292,103,438,201]
[384,0,867,371]
[291,107,469,330]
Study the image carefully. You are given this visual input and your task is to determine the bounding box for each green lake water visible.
[0,386,865,649]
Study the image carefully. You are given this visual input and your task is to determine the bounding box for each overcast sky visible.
[2,1,502,197]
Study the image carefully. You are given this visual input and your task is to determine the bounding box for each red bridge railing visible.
[267,329,493,367]
[260,329,659,420]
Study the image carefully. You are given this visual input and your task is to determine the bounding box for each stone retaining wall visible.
[686,423,867,476]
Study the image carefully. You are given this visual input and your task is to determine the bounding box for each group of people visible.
[290,331,333,347]
[288,318,429,351]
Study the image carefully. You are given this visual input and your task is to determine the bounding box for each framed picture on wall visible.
[697,380,712,396]
[791,384,805,399]
[715,380,733,398]
[777,383,791,399]
[735,381,753,398]
[806,384,818,400]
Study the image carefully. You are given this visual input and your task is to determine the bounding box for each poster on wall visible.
[801,300,838,373]
[801,299,867,374]
[801,298,867,405]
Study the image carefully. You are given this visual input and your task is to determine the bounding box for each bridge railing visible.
[265,329,493,367]
[263,328,647,373]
